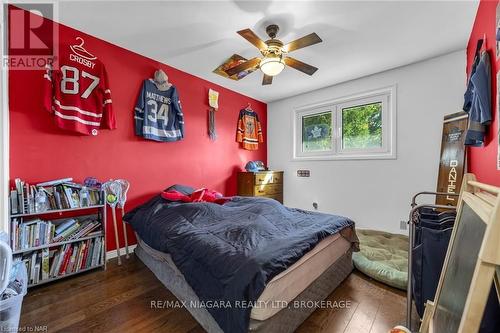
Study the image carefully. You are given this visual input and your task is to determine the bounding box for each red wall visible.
[466,0,500,185]
[8,18,267,251]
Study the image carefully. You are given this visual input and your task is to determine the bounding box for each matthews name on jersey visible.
[43,41,116,136]
[134,79,184,142]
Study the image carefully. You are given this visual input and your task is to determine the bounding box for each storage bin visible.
[0,264,27,332]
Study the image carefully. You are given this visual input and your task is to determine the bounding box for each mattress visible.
[252,232,351,320]
[136,230,352,321]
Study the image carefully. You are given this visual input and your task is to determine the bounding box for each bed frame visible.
[135,237,354,333]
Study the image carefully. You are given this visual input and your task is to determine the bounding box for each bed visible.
[124,185,359,333]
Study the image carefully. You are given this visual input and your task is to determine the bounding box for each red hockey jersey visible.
[43,40,116,136]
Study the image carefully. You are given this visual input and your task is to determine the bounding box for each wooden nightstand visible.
[237,171,284,203]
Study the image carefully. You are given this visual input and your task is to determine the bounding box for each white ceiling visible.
[57,1,479,102]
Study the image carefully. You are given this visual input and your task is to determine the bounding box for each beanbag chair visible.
[353,229,408,290]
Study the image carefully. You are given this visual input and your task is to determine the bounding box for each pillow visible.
[164,184,194,196]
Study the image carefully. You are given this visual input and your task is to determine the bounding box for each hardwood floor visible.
[20,254,415,333]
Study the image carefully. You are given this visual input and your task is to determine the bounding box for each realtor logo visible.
[3,2,58,70]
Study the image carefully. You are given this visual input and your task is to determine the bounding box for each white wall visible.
[267,50,466,234]
[0,4,9,232]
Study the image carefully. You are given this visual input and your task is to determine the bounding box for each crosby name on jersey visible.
[43,41,116,136]
[134,79,185,142]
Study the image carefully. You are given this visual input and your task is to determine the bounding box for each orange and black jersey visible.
[236,109,263,150]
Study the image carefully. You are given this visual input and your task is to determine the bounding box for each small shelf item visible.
[8,178,106,288]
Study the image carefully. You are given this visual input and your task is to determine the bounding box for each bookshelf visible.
[9,179,107,288]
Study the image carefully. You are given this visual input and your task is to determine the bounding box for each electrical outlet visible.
[297,170,310,177]
[400,220,408,230]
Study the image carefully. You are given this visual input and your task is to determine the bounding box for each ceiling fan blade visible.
[284,57,318,76]
[225,57,261,77]
[262,74,273,85]
[237,29,267,51]
[283,33,322,53]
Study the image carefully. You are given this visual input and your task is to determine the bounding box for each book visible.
[95,237,103,266]
[53,187,62,209]
[30,252,37,284]
[59,245,73,275]
[67,244,78,273]
[34,222,40,247]
[81,240,90,269]
[41,248,50,280]
[52,222,80,243]
[53,245,67,277]
[22,258,30,278]
[49,250,59,278]
[55,218,77,235]
[91,238,99,267]
[36,178,73,187]
[10,190,19,214]
[86,239,94,269]
[34,263,40,284]
[62,185,77,209]
[11,219,18,250]
[100,240,104,264]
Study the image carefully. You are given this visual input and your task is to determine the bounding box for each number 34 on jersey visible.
[134,79,185,142]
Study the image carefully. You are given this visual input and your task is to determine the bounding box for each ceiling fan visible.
[224,24,322,85]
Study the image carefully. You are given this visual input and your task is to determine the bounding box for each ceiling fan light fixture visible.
[260,55,285,76]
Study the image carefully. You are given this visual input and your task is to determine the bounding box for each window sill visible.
[291,152,397,161]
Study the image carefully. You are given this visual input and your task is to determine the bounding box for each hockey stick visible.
[116,179,130,259]
[103,180,122,265]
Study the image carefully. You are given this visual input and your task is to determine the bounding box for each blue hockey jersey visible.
[134,79,184,142]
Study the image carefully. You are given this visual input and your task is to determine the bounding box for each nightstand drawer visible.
[254,172,283,185]
[254,184,282,196]
[237,170,284,203]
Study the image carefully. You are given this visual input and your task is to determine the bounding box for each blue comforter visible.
[124,195,357,333]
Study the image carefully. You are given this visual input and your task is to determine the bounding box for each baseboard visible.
[107,244,137,259]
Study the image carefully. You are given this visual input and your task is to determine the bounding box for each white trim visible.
[53,111,101,126]
[54,99,102,118]
[103,99,112,105]
[106,244,137,260]
[292,85,397,161]
[0,5,10,232]
[143,126,182,138]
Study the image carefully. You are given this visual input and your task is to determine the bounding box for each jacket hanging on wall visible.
[463,39,491,146]
[236,106,263,150]
[134,70,185,142]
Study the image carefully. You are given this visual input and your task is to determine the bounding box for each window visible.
[302,110,332,152]
[293,86,396,160]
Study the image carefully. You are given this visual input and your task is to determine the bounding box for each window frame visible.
[295,105,334,158]
[292,85,396,161]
